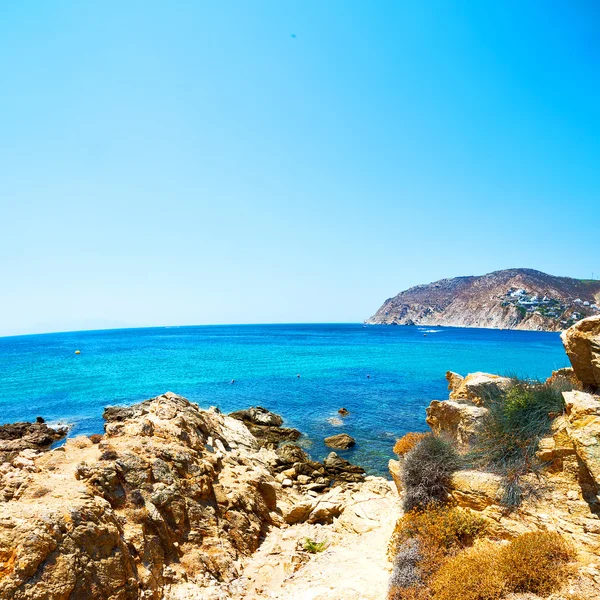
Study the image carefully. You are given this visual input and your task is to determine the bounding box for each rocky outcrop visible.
[0,420,67,462]
[446,371,511,403]
[421,368,600,587]
[324,433,356,450]
[561,315,600,390]
[425,399,487,451]
[0,393,382,600]
[229,406,301,449]
[424,371,510,451]
[366,268,600,331]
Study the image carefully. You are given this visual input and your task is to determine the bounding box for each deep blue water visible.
[0,324,569,475]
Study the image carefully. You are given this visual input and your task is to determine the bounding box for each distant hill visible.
[366,269,600,331]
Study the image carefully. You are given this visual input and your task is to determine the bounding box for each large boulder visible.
[229,406,284,427]
[446,371,512,403]
[324,433,356,450]
[425,400,488,451]
[561,315,600,390]
[229,406,301,449]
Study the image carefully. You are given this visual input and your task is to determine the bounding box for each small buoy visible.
[423,334,427,337]
[367,374,370,379]
[297,374,300,378]
[75,350,81,354]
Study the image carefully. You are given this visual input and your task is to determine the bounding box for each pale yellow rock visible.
[561,315,600,389]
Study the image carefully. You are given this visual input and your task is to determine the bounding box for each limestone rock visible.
[425,400,488,451]
[324,433,356,450]
[564,390,600,485]
[561,315,600,390]
[446,371,512,403]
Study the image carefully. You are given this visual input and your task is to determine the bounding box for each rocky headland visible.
[366,268,600,331]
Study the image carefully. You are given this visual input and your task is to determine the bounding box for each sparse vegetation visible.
[401,435,461,512]
[393,432,430,457]
[388,507,488,599]
[429,542,506,600]
[501,531,575,595]
[467,377,566,508]
[303,538,328,553]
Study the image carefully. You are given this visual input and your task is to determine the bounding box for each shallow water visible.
[0,324,569,475]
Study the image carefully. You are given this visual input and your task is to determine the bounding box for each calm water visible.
[0,324,569,475]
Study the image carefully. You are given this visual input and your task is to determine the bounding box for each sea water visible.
[0,324,569,475]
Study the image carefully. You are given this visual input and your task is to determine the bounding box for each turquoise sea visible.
[0,324,569,475]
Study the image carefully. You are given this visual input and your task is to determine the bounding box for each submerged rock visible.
[324,433,356,450]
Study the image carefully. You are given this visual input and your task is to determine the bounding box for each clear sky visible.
[1,1,599,336]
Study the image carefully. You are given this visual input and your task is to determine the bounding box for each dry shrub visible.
[89,433,103,444]
[390,506,487,557]
[402,436,461,512]
[394,432,430,457]
[501,530,575,595]
[388,507,487,599]
[429,542,506,600]
[388,585,431,600]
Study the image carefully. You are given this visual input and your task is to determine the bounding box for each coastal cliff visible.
[367,268,600,331]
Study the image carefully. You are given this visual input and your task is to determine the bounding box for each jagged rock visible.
[0,393,384,599]
[446,371,512,403]
[425,400,488,451]
[561,315,600,390]
[229,406,283,427]
[0,421,67,462]
[338,408,350,416]
[324,433,356,450]
[323,452,365,483]
[229,407,301,449]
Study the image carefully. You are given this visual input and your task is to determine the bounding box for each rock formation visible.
[229,406,301,449]
[0,393,394,599]
[561,315,600,390]
[324,433,356,450]
[424,372,512,451]
[410,328,600,590]
[0,420,67,463]
[366,268,600,331]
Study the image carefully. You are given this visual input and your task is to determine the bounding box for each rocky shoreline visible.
[0,392,398,599]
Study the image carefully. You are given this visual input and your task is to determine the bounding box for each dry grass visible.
[389,506,487,559]
[388,507,488,599]
[393,432,430,457]
[429,542,506,600]
[501,531,576,595]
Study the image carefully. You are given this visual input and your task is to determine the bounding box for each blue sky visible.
[1,1,599,335]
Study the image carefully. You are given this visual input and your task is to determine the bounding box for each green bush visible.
[303,538,328,553]
[401,435,461,512]
[468,378,566,508]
